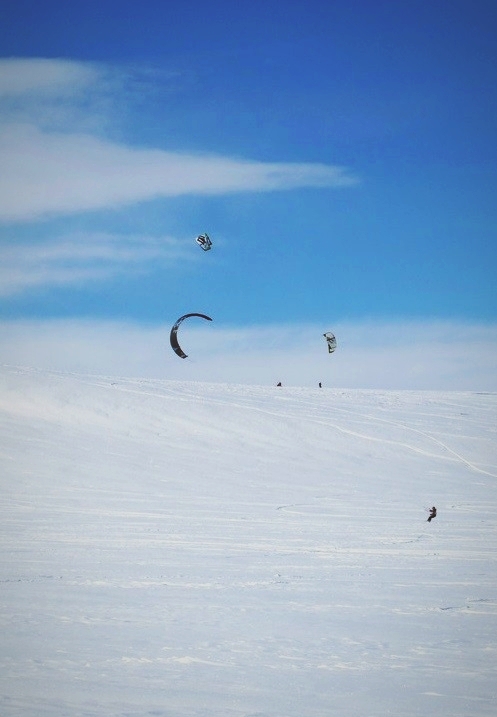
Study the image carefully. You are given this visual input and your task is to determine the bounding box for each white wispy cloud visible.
[0,124,356,221]
[0,58,357,222]
[0,232,191,295]
[0,57,113,134]
[1,319,496,391]
[0,57,99,97]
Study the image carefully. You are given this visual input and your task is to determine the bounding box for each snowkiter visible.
[427,506,437,522]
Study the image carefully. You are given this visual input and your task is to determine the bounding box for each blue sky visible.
[0,0,496,388]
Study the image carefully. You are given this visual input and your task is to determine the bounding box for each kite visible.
[170,312,213,359]
[323,332,337,354]
[196,233,212,251]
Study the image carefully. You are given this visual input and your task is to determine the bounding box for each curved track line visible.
[73,378,497,478]
[324,404,497,478]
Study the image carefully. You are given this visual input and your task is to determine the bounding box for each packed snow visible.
[1,364,496,717]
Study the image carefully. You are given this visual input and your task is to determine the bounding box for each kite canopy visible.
[170,312,213,359]
[323,331,337,354]
[196,233,212,251]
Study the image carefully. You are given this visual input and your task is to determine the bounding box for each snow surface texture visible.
[1,364,496,717]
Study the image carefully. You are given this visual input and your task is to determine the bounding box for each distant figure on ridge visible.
[427,506,437,522]
[319,382,322,388]
[276,382,282,387]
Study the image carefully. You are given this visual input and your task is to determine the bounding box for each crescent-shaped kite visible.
[170,312,213,359]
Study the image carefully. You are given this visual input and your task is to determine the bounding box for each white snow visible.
[1,364,496,717]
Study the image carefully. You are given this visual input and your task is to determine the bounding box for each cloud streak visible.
[0,124,356,221]
[0,58,357,222]
[0,57,99,97]
[0,232,191,295]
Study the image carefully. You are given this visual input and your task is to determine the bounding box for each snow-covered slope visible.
[1,365,496,717]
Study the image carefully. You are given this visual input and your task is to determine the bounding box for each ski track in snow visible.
[166,384,491,474]
[72,373,497,477]
[1,365,497,717]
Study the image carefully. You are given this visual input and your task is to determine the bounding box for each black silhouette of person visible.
[427,506,437,522]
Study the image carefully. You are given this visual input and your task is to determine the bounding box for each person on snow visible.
[427,506,437,522]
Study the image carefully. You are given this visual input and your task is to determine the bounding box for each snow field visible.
[1,365,496,716]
